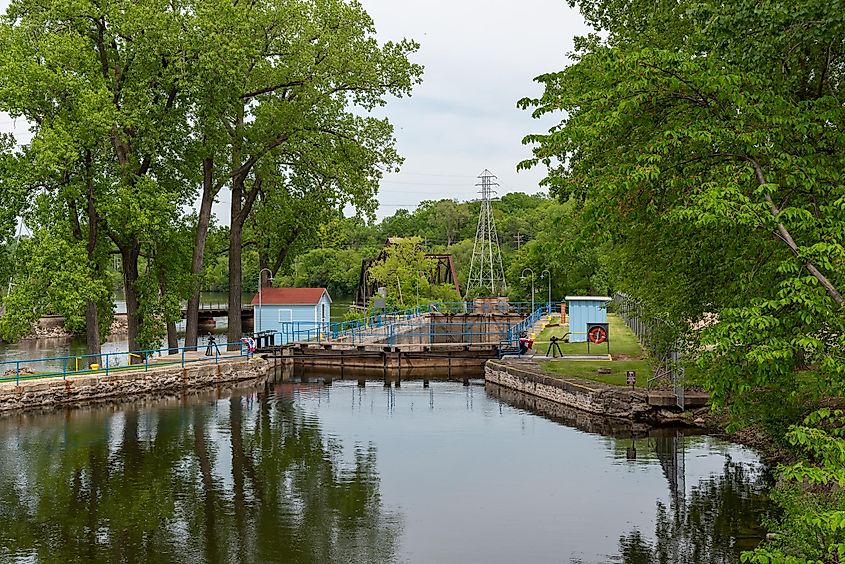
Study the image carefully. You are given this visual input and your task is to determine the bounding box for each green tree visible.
[0,0,195,355]
[177,0,422,348]
[282,247,364,298]
[367,237,459,307]
[520,0,845,427]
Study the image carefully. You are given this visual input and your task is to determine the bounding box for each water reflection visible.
[488,382,771,563]
[0,384,401,563]
[616,458,769,563]
[0,378,769,563]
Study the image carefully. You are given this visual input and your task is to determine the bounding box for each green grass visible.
[533,313,653,388]
[540,358,653,388]
[533,313,643,358]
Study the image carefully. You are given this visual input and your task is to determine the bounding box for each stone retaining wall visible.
[486,381,654,436]
[485,359,684,422]
[0,357,270,413]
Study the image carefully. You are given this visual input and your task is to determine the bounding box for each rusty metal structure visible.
[354,240,460,308]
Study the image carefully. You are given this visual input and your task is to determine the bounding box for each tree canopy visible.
[0,0,422,355]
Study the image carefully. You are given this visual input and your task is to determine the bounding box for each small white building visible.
[252,288,332,342]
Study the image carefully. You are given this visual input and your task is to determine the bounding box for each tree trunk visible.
[85,303,101,360]
[85,157,102,359]
[166,321,178,354]
[271,226,302,278]
[121,240,142,361]
[185,157,215,348]
[259,260,272,288]
[227,176,244,350]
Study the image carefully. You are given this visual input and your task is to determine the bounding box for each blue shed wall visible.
[255,305,316,334]
[255,295,332,344]
[567,299,609,342]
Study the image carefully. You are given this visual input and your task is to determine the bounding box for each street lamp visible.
[541,269,551,314]
[416,271,423,312]
[521,268,535,314]
[258,268,274,335]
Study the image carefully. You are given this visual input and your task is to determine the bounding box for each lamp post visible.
[521,268,535,314]
[416,271,423,312]
[541,269,551,314]
[258,268,274,335]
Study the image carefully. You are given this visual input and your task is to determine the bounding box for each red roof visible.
[251,288,330,306]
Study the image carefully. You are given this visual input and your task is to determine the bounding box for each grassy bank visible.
[535,313,653,388]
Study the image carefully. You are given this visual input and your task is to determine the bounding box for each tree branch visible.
[240,80,306,100]
[744,154,844,306]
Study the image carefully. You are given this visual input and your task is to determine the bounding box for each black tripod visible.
[546,335,563,358]
[205,333,220,357]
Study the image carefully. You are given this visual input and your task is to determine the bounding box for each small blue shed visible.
[251,288,332,343]
[566,296,611,343]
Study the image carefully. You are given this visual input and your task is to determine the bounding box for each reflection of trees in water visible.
[0,388,401,563]
[617,456,770,564]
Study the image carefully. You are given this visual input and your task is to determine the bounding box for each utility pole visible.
[514,232,524,250]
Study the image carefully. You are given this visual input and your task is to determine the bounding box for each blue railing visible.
[0,341,249,385]
[272,303,554,348]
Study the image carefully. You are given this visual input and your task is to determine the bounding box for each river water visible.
[0,376,770,563]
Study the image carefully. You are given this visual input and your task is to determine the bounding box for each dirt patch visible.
[611,354,643,361]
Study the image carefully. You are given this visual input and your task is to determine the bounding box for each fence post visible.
[105,354,110,377]
[15,361,19,385]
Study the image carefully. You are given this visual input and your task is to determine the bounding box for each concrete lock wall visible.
[485,360,655,420]
[0,357,271,413]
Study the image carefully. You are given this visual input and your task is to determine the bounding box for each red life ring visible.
[588,326,608,344]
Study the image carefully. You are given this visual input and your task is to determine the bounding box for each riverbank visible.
[484,357,710,425]
[0,355,270,413]
[23,314,129,340]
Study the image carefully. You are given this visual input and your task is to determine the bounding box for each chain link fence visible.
[613,293,685,409]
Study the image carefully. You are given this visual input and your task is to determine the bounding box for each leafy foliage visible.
[0,231,108,341]
[743,410,845,563]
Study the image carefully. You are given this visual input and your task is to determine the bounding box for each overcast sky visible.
[359,0,588,217]
[0,0,589,223]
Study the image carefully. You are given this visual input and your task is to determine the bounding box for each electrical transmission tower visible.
[464,169,507,298]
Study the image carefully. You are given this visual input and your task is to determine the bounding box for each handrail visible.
[0,340,249,385]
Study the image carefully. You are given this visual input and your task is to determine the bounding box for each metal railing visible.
[270,303,551,350]
[0,341,249,385]
[195,302,254,311]
[614,293,685,409]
